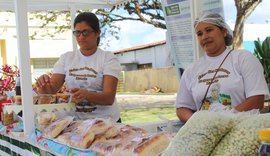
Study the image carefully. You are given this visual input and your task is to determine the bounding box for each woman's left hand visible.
[68,88,89,103]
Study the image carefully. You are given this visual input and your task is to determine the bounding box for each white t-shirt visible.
[176,48,270,111]
[53,48,121,121]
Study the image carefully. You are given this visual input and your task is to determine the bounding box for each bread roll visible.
[91,140,124,156]
[134,132,170,156]
[62,120,82,133]
[37,112,57,125]
[112,124,146,140]
[88,119,112,135]
[43,116,73,138]
[56,120,83,145]
[104,125,119,139]
[68,118,111,149]
[91,135,107,145]
[57,132,73,145]
[56,93,70,103]
[121,124,147,135]
[38,94,52,104]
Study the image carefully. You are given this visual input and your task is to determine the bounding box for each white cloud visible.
[224,0,270,42]
[223,0,270,24]
[141,28,166,44]
[228,23,270,42]
[102,20,166,51]
[243,24,270,41]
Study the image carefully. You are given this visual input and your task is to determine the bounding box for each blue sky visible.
[101,0,270,52]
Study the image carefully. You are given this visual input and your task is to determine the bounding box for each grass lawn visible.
[120,106,178,124]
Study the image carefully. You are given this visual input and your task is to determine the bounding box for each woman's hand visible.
[68,88,89,103]
[36,74,51,88]
[35,74,65,94]
[176,107,194,123]
[235,95,265,112]
[35,74,53,94]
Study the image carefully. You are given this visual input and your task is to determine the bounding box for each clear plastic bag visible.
[211,113,270,156]
[208,103,260,115]
[162,111,235,156]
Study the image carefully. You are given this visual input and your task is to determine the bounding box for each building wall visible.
[0,39,7,64]
[136,48,154,66]
[117,51,136,64]
[154,44,172,68]
[115,43,173,71]
[123,66,179,93]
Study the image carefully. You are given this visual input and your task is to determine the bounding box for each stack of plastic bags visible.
[162,110,270,156]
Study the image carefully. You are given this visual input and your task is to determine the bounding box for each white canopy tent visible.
[0,0,129,11]
[0,0,130,135]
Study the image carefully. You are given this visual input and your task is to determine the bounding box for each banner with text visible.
[162,0,224,79]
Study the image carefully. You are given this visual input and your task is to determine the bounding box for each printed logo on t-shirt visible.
[201,83,232,110]
[198,68,230,85]
[69,66,97,80]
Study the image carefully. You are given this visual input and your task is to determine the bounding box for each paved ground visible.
[116,94,177,110]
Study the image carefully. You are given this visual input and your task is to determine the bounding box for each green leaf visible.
[265,37,270,58]
[254,37,270,84]
[254,39,264,57]
[262,37,270,58]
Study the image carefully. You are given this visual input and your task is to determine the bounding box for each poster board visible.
[161,0,224,79]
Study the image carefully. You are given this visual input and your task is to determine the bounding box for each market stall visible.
[0,101,182,155]
[0,0,132,136]
[0,2,183,155]
[1,1,270,156]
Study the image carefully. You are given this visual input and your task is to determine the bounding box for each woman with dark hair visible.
[175,12,269,122]
[36,12,122,122]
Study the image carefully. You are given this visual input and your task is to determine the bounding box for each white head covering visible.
[194,12,233,46]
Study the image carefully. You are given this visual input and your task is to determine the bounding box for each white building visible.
[0,12,73,81]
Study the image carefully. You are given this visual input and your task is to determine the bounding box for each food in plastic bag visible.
[210,113,270,156]
[38,94,53,104]
[134,132,171,156]
[36,112,57,125]
[68,118,113,149]
[36,112,57,132]
[43,116,74,138]
[91,132,171,156]
[90,124,145,155]
[56,120,83,145]
[91,139,124,155]
[209,103,260,115]
[56,93,70,103]
[104,125,120,139]
[162,111,234,156]
[208,103,235,112]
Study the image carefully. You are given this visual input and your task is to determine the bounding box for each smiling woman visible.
[175,12,269,123]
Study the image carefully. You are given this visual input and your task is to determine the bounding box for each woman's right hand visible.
[35,73,65,94]
[36,74,51,88]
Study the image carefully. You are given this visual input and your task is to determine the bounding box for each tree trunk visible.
[233,0,262,49]
[232,13,245,49]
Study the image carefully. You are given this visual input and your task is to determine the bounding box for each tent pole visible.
[14,0,35,136]
[70,6,77,51]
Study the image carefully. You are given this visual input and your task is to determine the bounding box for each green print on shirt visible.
[206,93,231,106]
